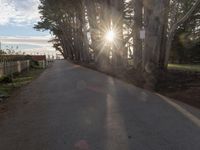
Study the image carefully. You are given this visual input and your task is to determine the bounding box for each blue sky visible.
[0,24,48,37]
[0,0,53,53]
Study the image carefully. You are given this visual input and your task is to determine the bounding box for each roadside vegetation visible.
[0,61,45,103]
[0,69,43,95]
[168,64,200,72]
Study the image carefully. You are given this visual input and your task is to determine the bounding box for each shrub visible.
[30,60,39,68]
[0,75,13,84]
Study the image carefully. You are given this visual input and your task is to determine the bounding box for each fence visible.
[0,60,30,78]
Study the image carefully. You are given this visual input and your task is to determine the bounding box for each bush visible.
[0,75,13,84]
[30,60,39,68]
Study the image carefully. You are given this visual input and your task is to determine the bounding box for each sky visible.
[0,0,54,55]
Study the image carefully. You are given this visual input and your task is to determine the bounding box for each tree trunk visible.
[143,0,169,89]
[110,0,125,68]
[143,0,169,69]
[158,0,170,70]
[133,0,143,69]
[85,0,100,63]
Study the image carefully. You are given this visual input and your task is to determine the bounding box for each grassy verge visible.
[168,64,200,72]
[0,68,44,98]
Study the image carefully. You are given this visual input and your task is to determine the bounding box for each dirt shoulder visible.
[156,70,200,109]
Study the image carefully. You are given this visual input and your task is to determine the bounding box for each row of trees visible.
[35,0,200,73]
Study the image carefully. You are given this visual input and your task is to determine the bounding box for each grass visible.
[0,68,44,97]
[168,64,200,72]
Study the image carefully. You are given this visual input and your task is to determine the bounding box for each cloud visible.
[0,0,40,26]
[0,35,55,54]
[0,35,52,47]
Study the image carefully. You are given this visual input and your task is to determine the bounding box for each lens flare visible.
[105,30,115,42]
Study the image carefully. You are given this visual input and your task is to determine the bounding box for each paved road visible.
[0,60,200,150]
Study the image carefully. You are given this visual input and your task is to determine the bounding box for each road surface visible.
[0,60,200,150]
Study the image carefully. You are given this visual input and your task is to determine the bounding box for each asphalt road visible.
[0,60,200,150]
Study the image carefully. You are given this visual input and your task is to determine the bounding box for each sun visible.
[105,30,115,42]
